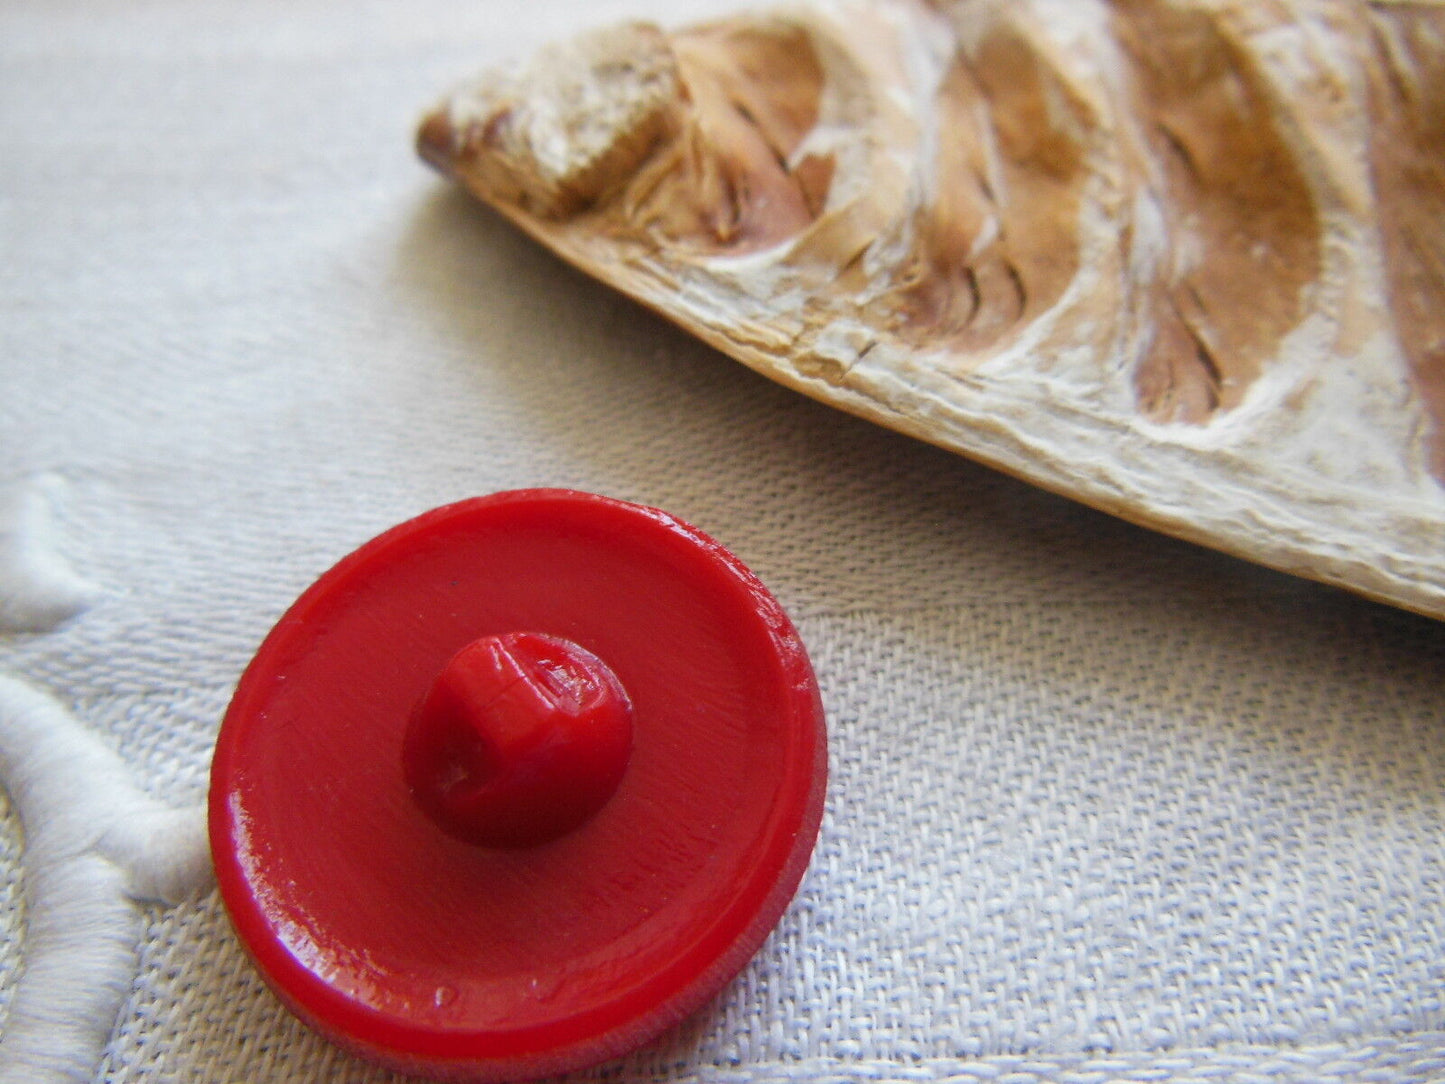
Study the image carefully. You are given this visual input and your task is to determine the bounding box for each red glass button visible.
[208,490,827,1081]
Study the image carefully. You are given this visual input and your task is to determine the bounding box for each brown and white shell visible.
[417,0,1445,621]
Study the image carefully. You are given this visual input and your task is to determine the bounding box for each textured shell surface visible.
[418,0,1445,621]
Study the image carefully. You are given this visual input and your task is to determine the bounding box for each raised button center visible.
[403,631,633,848]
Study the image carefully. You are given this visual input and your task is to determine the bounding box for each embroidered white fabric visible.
[2,1,1444,1081]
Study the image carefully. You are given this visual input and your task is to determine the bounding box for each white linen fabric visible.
[2,1,1444,1081]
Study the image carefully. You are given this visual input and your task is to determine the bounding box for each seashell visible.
[417,0,1445,620]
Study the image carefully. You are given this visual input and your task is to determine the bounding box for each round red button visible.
[209,490,827,1081]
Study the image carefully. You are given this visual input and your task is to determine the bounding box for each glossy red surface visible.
[404,631,634,849]
[209,490,827,1082]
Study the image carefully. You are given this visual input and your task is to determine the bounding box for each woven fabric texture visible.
[2,1,1444,1081]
